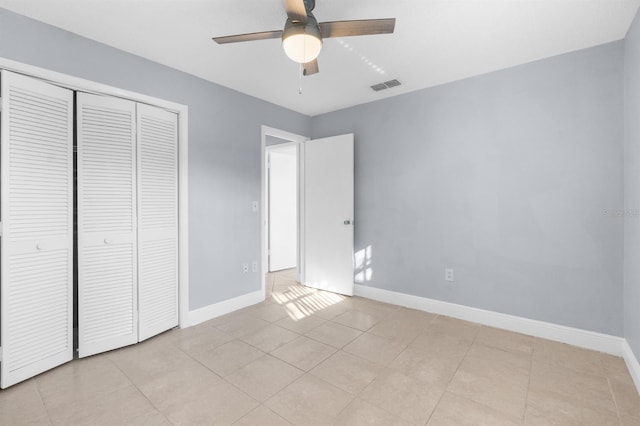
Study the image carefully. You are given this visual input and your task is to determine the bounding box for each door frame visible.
[0,56,190,329]
[261,126,309,298]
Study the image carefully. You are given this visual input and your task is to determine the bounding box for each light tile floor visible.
[1,269,639,425]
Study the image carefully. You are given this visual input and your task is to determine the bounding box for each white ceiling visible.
[1,0,638,116]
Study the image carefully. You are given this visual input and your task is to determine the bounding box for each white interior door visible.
[77,93,138,357]
[303,134,354,295]
[268,146,298,272]
[137,103,179,342]
[0,71,74,388]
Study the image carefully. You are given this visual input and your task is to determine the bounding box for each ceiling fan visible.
[212,0,396,76]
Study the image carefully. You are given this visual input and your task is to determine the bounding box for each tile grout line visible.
[334,314,451,426]
[606,375,625,426]
[315,317,432,425]
[520,340,536,426]
[205,311,346,381]
[104,353,176,425]
[172,337,250,376]
[32,378,56,426]
[423,330,479,425]
[305,343,417,425]
[301,323,362,349]
[301,366,359,423]
[170,327,312,402]
[230,403,294,426]
[220,364,298,414]
[258,369,358,425]
[238,323,301,352]
[336,313,444,425]
[231,317,344,374]
[170,343,264,422]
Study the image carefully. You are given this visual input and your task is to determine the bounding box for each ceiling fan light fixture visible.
[282,18,323,63]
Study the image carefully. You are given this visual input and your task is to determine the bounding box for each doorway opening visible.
[266,142,298,273]
[260,126,308,298]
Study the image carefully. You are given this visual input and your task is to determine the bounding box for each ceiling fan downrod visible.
[303,0,315,15]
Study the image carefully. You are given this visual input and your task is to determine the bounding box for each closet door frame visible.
[0,57,190,329]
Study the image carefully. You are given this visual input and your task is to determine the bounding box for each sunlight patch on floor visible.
[269,272,346,321]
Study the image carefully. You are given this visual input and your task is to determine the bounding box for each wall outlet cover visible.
[445,268,454,282]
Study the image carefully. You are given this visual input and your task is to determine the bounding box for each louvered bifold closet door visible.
[137,104,179,341]
[0,71,74,388]
[77,93,138,357]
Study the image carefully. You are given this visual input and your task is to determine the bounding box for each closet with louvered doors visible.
[77,94,180,357]
[0,71,74,389]
[1,69,181,387]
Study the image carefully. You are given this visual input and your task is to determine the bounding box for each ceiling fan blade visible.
[303,59,319,76]
[319,18,396,38]
[212,30,283,44]
[284,0,308,23]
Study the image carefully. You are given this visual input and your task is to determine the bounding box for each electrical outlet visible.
[445,268,454,282]
[242,263,249,273]
[251,261,258,272]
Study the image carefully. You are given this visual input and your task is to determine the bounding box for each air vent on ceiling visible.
[370,79,402,92]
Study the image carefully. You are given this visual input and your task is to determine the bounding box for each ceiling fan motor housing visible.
[282,14,323,63]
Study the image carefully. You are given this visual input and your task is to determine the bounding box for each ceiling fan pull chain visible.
[299,62,303,95]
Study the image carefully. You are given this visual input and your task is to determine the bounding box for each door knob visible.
[344,220,352,225]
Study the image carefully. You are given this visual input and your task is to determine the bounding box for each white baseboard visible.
[354,284,624,356]
[183,290,264,328]
[622,340,640,394]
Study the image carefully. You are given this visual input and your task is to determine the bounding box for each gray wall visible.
[312,42,625,336]
[625,9,640,359]
[0,8,311,310]
[266,135,296,146]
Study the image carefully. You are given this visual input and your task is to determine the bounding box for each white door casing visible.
[303,134,355,296]
[0,71,74,388]
[268,146,298,272]
[137,103,179,341]
[77,93,138,357]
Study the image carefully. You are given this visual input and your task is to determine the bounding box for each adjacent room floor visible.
[0,269,639,425]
